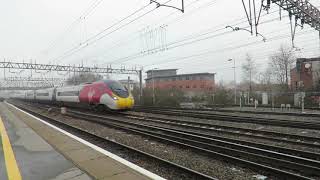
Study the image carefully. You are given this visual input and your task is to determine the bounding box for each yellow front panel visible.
[116,96,134,109]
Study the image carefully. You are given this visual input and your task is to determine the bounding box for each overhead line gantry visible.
[239,0,320,47]
[0,61,144,100]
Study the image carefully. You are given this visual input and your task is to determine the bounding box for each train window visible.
[105,80,129,98]
[57,91,79,96]
[37,93,49,96]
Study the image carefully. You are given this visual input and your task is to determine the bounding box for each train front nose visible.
[117,96,134,109]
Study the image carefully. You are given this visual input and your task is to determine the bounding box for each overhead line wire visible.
[42,0,103,55]
[102,12,295,65]
[52,0,174,63]
[143,28,315,68]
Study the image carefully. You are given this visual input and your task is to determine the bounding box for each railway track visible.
[14,101,320,179]
[133,107,320,130]
[134,105,320,117]
[120,112,320,149]
[62,110,320,179]
[11,102,216,180]
[26,101,320,148]
[21,101,320,155]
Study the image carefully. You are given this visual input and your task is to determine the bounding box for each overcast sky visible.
[1,0,320,83]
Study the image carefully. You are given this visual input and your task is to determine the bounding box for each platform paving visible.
[1,102,158,180]
[0,103,92,180]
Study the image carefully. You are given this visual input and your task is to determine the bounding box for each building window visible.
[192,76,196,80]
[200,76,204,80]
[186,85,190,88]
[180,86,183,88]
[200,85,204,88]
[193,85,197,88]
[186,76,190,80]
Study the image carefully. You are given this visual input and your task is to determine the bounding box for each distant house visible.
[119,79,139,91]
[291,57,320,90]
[145,69,215,97]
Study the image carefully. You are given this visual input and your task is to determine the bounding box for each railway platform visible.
[0,102,160,180]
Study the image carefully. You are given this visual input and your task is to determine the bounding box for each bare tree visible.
[66,73,103,85]
[269,45,295,89]
[258,66,273,91]
[241,53,257,92]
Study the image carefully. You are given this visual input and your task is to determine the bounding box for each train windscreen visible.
[105,80,129,98]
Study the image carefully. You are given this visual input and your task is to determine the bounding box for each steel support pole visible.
[139,70,143,104]
[127,76,130,91]
[233,59,237,105]
[152,69,155,105]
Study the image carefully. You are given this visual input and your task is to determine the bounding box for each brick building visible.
[145,69,215,97]
[119,79,139,91]
[291,57,320,90]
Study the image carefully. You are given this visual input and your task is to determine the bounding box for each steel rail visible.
[121,112,320,148]
[11,103,217,180]
[134,108,320,130]
[64,110,319,179]
[134,105,320,117]
[14,101,320,179]
[21,101,320,158]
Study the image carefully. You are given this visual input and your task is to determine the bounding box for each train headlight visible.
[112,96,118,100]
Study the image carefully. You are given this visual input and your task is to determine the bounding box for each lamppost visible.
[228,58,236,104]
[151,68,158,105]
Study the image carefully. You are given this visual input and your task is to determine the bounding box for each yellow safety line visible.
[0,117,22,180]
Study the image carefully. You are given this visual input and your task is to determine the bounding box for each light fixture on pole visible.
[228,58,236,104]
[151,68,158,105]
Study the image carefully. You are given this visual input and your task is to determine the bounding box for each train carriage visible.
[25,90,36,101]
[11,80,134,111]
[35,88,55,102]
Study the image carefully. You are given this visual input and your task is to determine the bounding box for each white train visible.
[11,80,134,111]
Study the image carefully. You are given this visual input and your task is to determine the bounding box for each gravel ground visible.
[128,111,320,138]
[221,106,320,114]
[190,109,320,122]
[125,117,320,153]
[25,106,267,180]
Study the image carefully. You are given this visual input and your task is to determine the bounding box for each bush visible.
[134,88,185,107]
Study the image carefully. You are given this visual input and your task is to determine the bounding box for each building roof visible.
[145,69,178,73]
[297,57,320,63]
[119,79,137,83]
[145,72,215,80]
